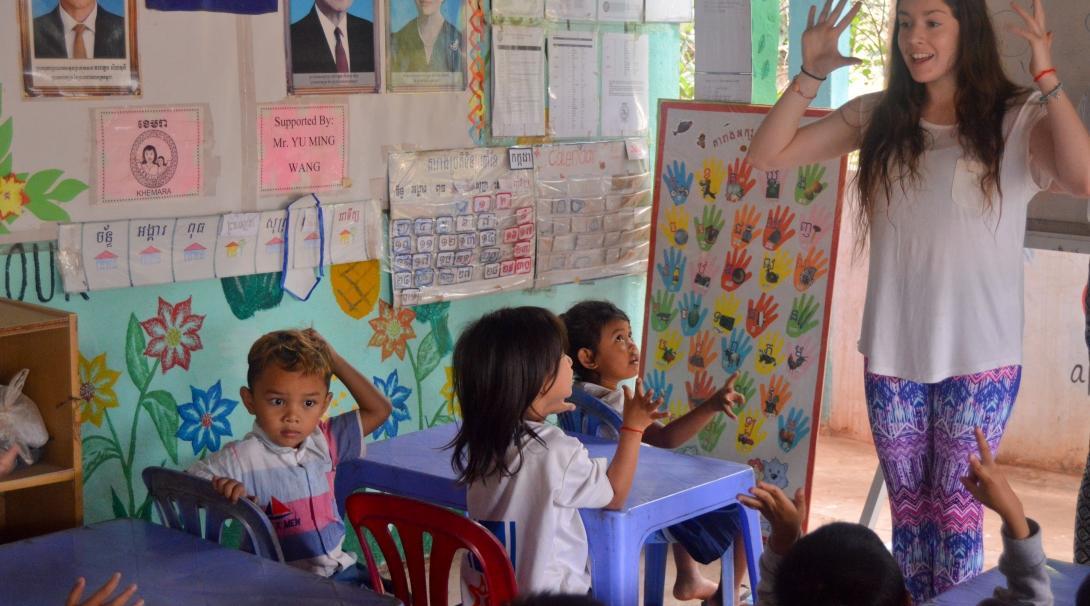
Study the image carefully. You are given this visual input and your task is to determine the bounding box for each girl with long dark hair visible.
[749,0,1090,601]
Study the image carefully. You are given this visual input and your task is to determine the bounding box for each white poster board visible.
[645,101,847,526]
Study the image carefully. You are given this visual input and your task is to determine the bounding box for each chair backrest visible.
[141,466,285,562]
[346,492,517,606]
[557,388,622,436]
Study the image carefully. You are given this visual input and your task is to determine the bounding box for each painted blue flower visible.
[372,370,411,439]
[176,380,239,455]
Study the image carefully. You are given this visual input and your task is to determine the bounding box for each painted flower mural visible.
[372,370,412,439]
[0,173,29,221]
[77,352,121,427]
[176,380,238,455]
[141,297,205,372]
[368,300,416,361]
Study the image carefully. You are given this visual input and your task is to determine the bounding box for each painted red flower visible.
[367,300,416,361]
[141,297,205,373]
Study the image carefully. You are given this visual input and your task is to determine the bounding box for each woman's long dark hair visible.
[449,307,568,485]
[855,0,1025,242]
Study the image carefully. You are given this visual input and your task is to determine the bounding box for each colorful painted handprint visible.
[687,330,719,373]
[786,293,820,337]
[720,329,753,374]
[762,205,797,251]
[720,247,752,292]
[664,160,694,205]
[650,290,678,331]
[725,157,756,202]
[711,292,741,335]
[695,205,725,251]
[700,157,726,201]
[794,163,827,205]
[778,407,812,452]
[760,248,793,292]
[793,247,829,292]
[678,292,708,336]
[656,247,687,293]
[732,204,760,250]
[663,205,691,248]
[759,375,793,416]
[746,292,780,338]
[755,331,784,376]
[654,329,683,371]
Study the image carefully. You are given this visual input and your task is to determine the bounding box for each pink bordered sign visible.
[258,104,348,195]
[94,106,204,203]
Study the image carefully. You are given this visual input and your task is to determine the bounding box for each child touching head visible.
[450,306,664,595]
[561,300,746,602]
[187,328,392,580]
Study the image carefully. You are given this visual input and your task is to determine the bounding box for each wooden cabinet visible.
[0,298,81,542]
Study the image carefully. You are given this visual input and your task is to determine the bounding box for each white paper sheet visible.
[255,211,288,274]
[492,26,546,138]
[492,0,544,18]
[695,72,753,102]
[601,33,649,137]
[172,216,219,283]
[214,214,258,278]
[696,0,751,74]
[329,202,371,264]
[128,219,176,287]
[646,0,693,22]
[548,32,599,138]
[596,0,641,21]
[545,0,595,20]
[81,222,131,290]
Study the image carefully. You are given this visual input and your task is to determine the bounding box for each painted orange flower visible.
[141,297,206,373]
[78,352,121,427]
[0,174,29,221]
[367,300,415,361]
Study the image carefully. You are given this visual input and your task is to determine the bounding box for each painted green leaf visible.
[433,320,453,357]
[110,486,128,519]
[0,154,11,177]
[415,331,441,384]
[25,197,70,222]
[221,272,284,320]
[24,169,61,198]
[82,435,122,481]
[0,118,11,162]
[136,491,154,521]
[48,178,88,202]
[125,314,151,390]
[142,389,180,464]
[0,223,8,235]
[14,172,27,181]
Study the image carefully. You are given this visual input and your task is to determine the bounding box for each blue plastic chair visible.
[142,466,285,562]
[559,388,680,606]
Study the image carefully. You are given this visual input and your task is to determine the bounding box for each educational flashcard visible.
[215,212,259,278]
[128,218,175,286]
[81,221,131,290]
[388,147,536,307]
[330,201,373,264]
[172,215,219,283]
[533,140,652,287]
[645,102,846,528]
[290,205,325,269]
[93,106,205,204]
[255,210,289,274]
[258,104,348,195]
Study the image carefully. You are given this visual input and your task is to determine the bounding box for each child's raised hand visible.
[703,372,745,420]
[302,327,336,356]
[621,378,668,431]
[67,572,142,606]
[212,476,250,504]
[738,482,806,555]
[961,427,1030,539]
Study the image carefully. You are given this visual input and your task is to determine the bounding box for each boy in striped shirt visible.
[188,328,392,580]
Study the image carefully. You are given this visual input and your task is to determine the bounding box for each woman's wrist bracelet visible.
[790,77,817,101]
[799,65,827,81]
[1033,67,1056,83]
[620,426,644,435]
[1039,81,1064,104]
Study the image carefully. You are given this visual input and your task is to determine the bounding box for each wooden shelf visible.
[0,463,75,493]
[0,299,71,336]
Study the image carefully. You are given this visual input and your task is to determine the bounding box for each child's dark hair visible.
[559,300,629,383]
[775,522,909,606]
[449,307,568,485]
[246,329,332,388]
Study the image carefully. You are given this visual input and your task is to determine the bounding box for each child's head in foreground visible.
[242,329,334,449]
[449,306,573,484]
[560,300,638,389]
[776,522,910,606]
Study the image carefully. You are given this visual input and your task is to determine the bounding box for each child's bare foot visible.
[673,575,718,601]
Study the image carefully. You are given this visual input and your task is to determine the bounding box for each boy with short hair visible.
[187,328,392,580]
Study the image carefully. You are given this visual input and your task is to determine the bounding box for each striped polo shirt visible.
[188,412,365,576]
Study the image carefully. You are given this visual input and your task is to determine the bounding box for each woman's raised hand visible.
[800,0,863,79]
[1009,0,1053,80]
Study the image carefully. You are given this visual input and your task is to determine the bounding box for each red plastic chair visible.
[346,492,518,606]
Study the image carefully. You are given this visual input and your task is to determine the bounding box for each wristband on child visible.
[1033,67,1056,83]
[620,426,644,435]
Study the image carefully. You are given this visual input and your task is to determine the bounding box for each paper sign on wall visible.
[215,212,259,278]
[128,219,176,286]
[82,222,131,290]
[256,211,289,274]
[258,104,348,195]
[173,215,219,282]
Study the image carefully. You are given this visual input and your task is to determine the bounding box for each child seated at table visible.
[739,428,1050,606]
[449,306,666,597]
[560,300,748,603]
[187,328,392,582]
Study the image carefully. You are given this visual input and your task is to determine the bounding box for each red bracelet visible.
[620,426,644,435]
[1033,68,1056,83]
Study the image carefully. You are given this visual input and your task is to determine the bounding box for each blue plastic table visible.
[924,559,1090,605]
[336,423,763,606]
[0,518,400,605]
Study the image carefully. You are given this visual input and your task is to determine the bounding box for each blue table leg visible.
[738,505,763,591]
[585,514,642,606]
[643,542,668,606]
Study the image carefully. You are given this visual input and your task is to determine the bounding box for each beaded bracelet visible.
[1039,81,1064,104]
[799,66,827,81]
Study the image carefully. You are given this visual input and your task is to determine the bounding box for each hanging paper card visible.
[215,213,259,277]
[172,215,219,282]
[329,202,370,264]
[128,218,176,286]
[255,211,289,274]
[82,221,131,290]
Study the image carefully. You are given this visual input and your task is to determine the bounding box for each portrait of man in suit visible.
[33,0,126,60]
[290,0,375,75]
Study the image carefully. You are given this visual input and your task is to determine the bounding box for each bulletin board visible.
[644,101,847,526]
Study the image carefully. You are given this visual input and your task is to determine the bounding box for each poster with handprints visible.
[644,101,846,527]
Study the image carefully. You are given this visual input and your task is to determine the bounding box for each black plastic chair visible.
[142,466,285,562]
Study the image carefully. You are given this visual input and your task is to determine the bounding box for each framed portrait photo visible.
[387,0,467,92]
[286,0,379,94]
[18,0,140,97]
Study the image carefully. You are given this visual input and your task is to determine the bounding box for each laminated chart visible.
[388,147,536,307]
[645,102,847,528]
[533,140,652,287]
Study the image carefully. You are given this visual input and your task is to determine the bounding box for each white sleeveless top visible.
[858,94,1049,383]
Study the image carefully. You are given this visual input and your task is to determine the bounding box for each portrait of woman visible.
[387,0,466,91]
